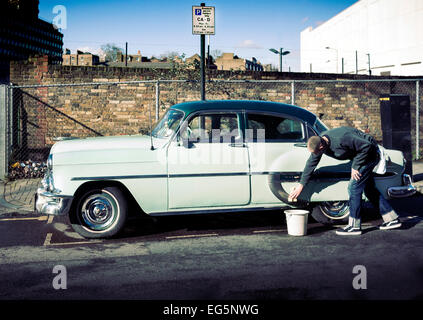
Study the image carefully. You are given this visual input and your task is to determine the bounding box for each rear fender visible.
[267,150,351,204]
[267,148,406,203]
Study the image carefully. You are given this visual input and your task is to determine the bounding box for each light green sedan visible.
[35,100,416,238]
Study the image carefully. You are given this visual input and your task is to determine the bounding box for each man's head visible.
[307,135,326,155]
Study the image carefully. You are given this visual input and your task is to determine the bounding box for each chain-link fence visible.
[1,78,422,180]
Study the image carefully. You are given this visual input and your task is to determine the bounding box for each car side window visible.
[246,113,305,142]
[182,113,241,143]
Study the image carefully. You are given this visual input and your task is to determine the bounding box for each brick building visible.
[183,54,216,70]
[215,53,264,71]
[116,50,147,63]
[62,50,100,66]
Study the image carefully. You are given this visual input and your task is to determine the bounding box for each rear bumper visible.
[387,174,416,198]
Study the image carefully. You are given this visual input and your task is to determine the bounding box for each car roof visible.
[170,100,317,124]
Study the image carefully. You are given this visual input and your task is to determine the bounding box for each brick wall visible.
[9,55,422,160]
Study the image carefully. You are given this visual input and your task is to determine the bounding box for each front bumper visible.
[387,174,417,198]
[35,188,73,216]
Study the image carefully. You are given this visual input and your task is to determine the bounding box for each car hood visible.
[51,135,166,165]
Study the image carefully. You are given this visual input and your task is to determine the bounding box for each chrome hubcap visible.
[320,201,350,220]
[80,191,119,231]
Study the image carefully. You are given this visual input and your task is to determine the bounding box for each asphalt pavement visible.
[0,161,422,302]
[1,160,423,216]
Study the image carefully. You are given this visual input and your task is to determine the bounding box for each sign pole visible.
[193,3,214,101]
[200,3,206,100]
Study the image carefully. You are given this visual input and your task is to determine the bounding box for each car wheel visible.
[311,201,350,225]
[70,186,128,239]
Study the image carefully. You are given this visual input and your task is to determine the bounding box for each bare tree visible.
[159,51,185,61]
[101,43,124,62]
[211,49,222,59]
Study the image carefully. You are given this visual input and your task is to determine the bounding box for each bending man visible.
[289,126,401,235]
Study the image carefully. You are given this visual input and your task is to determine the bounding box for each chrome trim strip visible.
[70,171,360,181]
[71,174,167,181]
[71,172,250,181]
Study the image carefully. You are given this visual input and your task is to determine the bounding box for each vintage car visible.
[35,100,416,238]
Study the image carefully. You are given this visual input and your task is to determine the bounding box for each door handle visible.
[229,142,246,148]
[294,143,307,148]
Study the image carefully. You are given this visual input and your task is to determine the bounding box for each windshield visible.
[151,109,184,138]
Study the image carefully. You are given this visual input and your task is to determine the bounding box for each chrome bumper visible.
[387,174,417,198]
[35,188,73,216]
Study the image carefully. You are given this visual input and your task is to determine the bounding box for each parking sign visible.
[192,6,215,35]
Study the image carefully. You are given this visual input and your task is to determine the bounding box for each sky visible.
[38,0,358,71]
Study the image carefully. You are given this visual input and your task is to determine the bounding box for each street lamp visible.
[269,48,290,72]
[325,46,338,73]
[366,53,371,76]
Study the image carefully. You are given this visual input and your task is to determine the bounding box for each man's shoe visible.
[335,225,362,236]
[379,219,402,230]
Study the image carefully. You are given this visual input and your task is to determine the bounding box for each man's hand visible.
[288,184,304,202]
[351,168,362,181]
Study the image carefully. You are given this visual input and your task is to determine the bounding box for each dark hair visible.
[307,136,322,152]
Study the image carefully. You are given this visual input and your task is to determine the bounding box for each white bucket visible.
[284,209,309,236]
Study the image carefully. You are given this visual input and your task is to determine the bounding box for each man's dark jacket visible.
[299,126,379,186]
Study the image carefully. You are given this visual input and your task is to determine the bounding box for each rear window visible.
[246,113,305,142]
[313,118,329,134]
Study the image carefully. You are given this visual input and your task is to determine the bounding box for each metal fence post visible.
[155,80,160,121]
[7,86,12,175]
[0,85,7,180]
[417,80,420,160]
[291,81,295,105]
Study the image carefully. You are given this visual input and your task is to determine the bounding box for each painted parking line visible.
[165,233,219,240]
[45,239,103,246]
[43,233,53,246]
[0,216,48,222]
[252,229,284,234]
[42,232,103,246]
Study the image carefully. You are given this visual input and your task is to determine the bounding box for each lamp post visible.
[367,53,371,76]
[325,46,338,73]
[269,48,290,72]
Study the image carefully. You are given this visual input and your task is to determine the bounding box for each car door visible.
[246,111,311,204]
[246,111,351,204]
[167,111,250,209]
